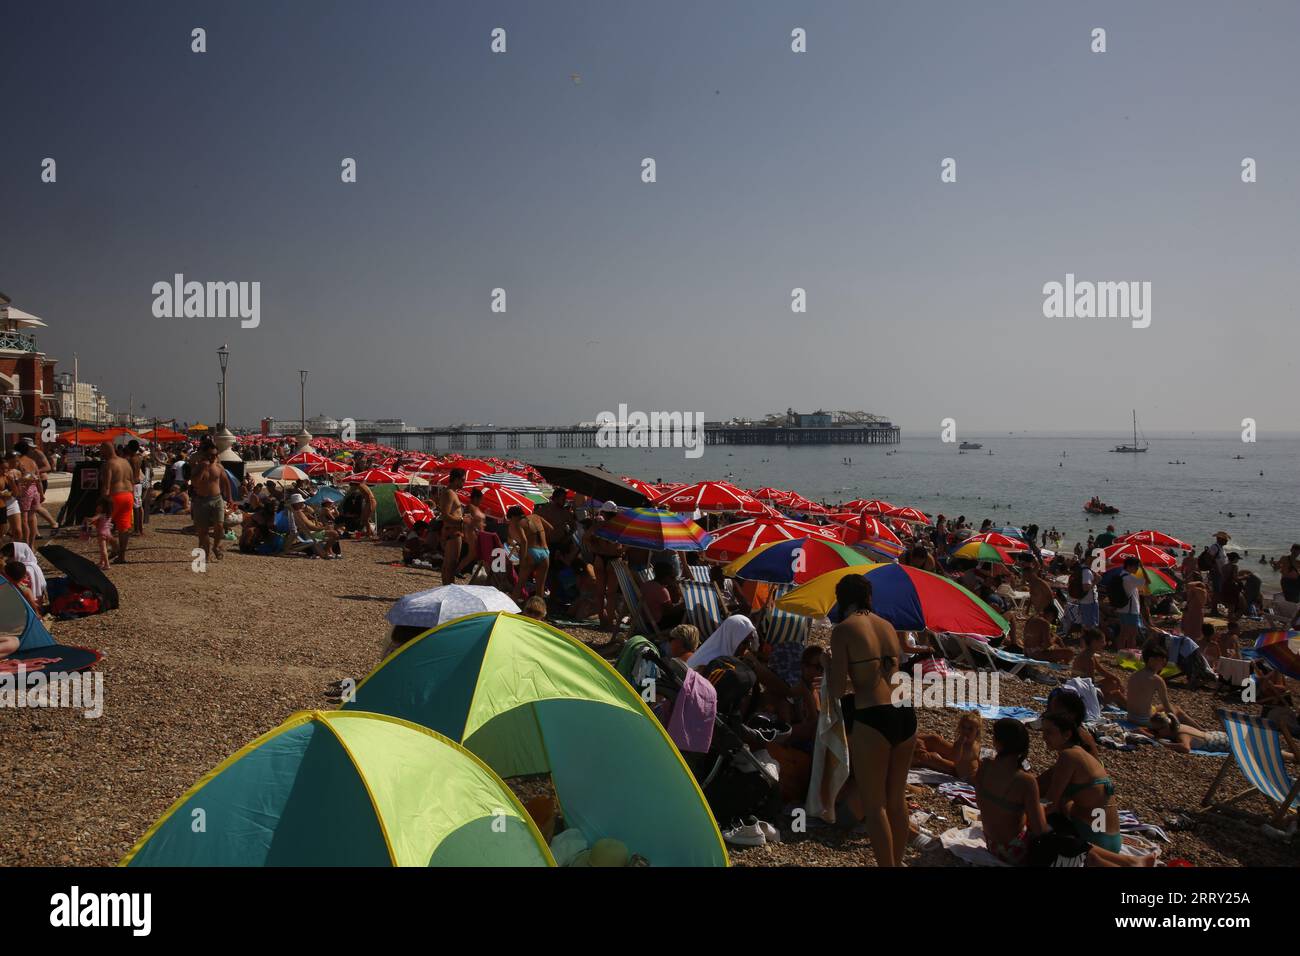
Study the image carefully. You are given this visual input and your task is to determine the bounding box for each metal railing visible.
[0,330,38,352]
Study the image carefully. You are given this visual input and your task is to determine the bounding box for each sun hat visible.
[288,493,306,506]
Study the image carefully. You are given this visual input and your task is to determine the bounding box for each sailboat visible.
[1110,409,1148,453]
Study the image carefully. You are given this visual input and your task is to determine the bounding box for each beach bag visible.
[1196,548,1214,572]
[50,588,101,618]
[1105,574,1128,609]
[1067,566,1085,600]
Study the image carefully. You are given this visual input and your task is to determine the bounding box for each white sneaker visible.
[722,820,767,847]
[757,821,781,844]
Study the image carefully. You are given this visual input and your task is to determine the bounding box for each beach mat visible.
[1,644,103,680]
[38,545,120,611]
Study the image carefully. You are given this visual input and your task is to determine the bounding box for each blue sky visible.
[2,1,1297,434]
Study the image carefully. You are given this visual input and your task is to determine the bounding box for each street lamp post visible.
[295,369,313,453]
[215,343,241,462]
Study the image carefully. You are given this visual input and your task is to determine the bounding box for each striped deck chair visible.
[612,559,660,637]
[687,564,713,585]
[760,584,812,684]
[931,632,978,669]
[1202,709,1300,826]
[680,581,724,636]
[572,529,592,564]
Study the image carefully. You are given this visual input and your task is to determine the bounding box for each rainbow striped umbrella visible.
[595,508,710,551]
[775,563,1009,636]
[951,540,1020,565]
[723,538,867,585]
[1254,631,1300,680]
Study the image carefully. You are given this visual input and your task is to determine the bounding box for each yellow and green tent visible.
[343,612,728,866]
[122,710,553,867]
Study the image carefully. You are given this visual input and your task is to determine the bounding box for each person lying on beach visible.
[1142,713,1230,754]
[913,711,981,781]
[1125,641,1199,729]
[1071,628,1127,709]
[401,520,438,565]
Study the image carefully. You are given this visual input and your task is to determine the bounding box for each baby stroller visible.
[629,643,786,828]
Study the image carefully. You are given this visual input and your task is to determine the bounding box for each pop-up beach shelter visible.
[122,710,553,867]
[344,612,728,866]
[2,576,55,651]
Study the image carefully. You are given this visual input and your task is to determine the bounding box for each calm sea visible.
[516,431,1298,586]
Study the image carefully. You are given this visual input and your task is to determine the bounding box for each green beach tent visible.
[122,710,553,867]
[343,612,729,867]
[372,482,401,529]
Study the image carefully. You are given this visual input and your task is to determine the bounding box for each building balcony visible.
[0,330,39,353]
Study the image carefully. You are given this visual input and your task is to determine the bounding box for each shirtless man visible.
[189,441,233,561]
[98,441,136,562]
[436,468,467,585]
[1071,628,1127,709]
[1125,641,1199,729]
[827,574,914,867]
[507,505,554,602]
[536,487,574,549]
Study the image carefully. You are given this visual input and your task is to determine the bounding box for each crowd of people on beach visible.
[8,431,1297,868]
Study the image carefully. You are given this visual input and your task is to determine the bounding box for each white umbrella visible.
[386,585,520,630]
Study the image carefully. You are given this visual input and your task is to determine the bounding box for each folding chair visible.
[761,585,813,685]
[1202,709,1300,827]
[612,559,660,637]
[687,564,713,585]
[680,580,724,636]
[931,632,978,669]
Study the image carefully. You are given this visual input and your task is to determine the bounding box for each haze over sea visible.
[516,430,1298,584]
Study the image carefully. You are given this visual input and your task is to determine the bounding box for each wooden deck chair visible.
[680,581,724,636]
[1202,709,1300,827]
[612,559,660,637]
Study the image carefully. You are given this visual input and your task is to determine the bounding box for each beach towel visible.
[940,824,1008,867]
[937,781,979,806]
[908,768,959,787]
[11,542,46,602]
[666,666,716,754]
[805,691,850,823]
[950,703,1039,722]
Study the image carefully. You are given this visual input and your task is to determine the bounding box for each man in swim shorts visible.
[99,441,136,563]
[190,441,233,562]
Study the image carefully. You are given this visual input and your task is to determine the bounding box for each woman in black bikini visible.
[827,574,915,866]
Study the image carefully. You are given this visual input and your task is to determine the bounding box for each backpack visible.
[1067,566,1086,600]
[1105,573,1129,609]
[50,588,102,618]
[700,655,756,718]
[1197,548,1214,572]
